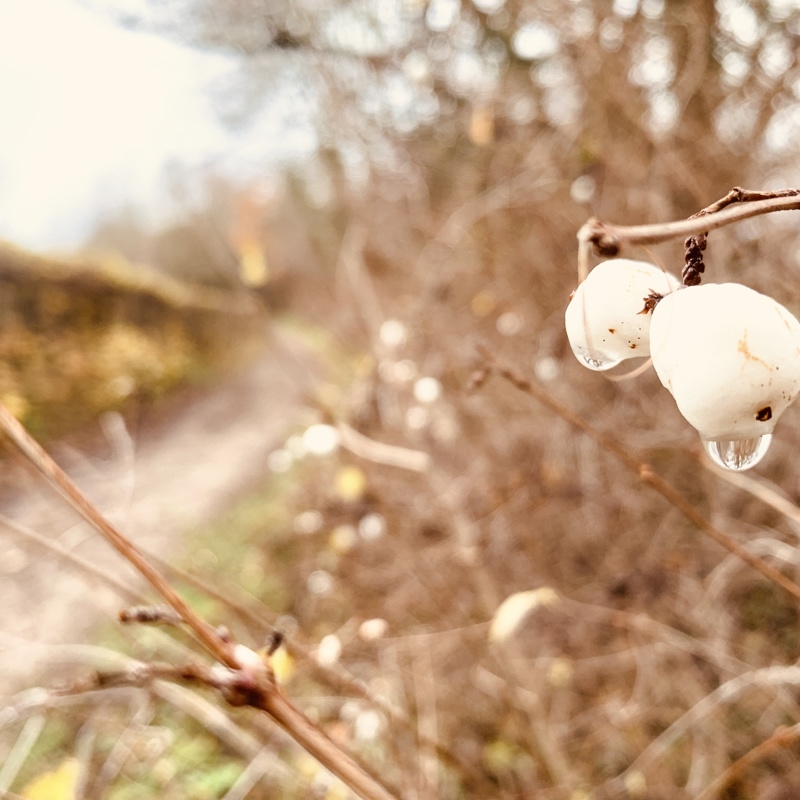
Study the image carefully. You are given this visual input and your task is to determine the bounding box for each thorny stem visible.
[0,402,401,800]
[578,187,800,257]
[479,347,800,607]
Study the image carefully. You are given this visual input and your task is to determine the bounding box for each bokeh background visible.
[4,1,800,798]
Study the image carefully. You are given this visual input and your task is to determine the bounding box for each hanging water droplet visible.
[576,351,622,371]
[702,434,773,471]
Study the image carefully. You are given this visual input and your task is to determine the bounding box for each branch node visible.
[577,217,621,257]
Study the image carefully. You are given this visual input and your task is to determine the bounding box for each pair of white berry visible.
[565,259,800,470]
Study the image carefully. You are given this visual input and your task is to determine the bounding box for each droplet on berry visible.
[702,435,773,471]
[650,283,800,470]
[565,259,679,371]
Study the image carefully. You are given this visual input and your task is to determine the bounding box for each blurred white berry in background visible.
[302,423,340,455]
[565,259,680,370]
[650,283,800,471]
[413,376,442,403]
[379,319,408,348]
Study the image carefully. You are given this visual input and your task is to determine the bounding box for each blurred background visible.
[4,0,800,798]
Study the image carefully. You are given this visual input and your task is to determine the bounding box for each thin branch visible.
[0,512,144,603]
[604,665,800,796]
[695,722,800,800]
[29,655,400,800]
[0,714,45,793]
[478,346,800,607]
[142,525,494,793]
[578,188,800,256]
[338,423,431,473]
[0,403,235,669]
[696,457,800,537]
[0,402,401,800]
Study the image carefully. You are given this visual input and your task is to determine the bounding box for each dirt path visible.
[0,324,320,697]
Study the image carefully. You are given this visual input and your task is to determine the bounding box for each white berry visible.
[650,283,800,442]
[565,259,680,371]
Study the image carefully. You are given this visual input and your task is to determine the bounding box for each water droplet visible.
[702,434,773,471]
[577,352,622,371]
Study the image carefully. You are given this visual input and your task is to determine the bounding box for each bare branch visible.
[0,402,236,669]
[695,722,800,800]
[606,665,800,796]
[478,346,800,607]
[338,423,431,473]
[578,189,800,256]
[0,402,402,800]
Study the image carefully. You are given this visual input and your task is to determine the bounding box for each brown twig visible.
[0,402,401,800]
[478,346,800,607]
[605,665,800,796]
[694,722,800,800]
[0,402,236,669]
[681,188,800,286]
[578,187,800,256]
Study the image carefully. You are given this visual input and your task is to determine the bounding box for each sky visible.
[0,1,314,250]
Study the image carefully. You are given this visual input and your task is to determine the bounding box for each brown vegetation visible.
[7,1,800,798]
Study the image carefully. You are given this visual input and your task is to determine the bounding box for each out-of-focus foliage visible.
[30,0,800,797]
[0,241,257,437]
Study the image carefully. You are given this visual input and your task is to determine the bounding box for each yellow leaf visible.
[1,393,28,421]
[238,242,269,287]
[326,783,350,800]
[329,524,358,554]
[270,646,295,685]
[624,771,647,798]
[334,466,367,502]
[21,757,79,800]
[547,657,573,687]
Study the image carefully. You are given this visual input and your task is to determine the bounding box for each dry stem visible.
[695,722,800,800]
[479,346,800,607]
[578,187,800,256]
[0,402,235,668]
[0,402,400,800]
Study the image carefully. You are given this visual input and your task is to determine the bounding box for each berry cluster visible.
[565,259,800,471]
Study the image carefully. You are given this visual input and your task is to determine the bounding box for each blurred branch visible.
[0,402,236,669]
[337,223,384,340]
[477,346,800,607]
[695,722,800,800]
[338,423,431,473]
[0,714,45,794]
[606,665,800,796]
[578,187,800,257]
[0,513,144,604]
[697,459,800,537]
[141,553,498,796]
[0,401,401,800]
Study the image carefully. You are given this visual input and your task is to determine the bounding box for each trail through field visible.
[0,324,319,697]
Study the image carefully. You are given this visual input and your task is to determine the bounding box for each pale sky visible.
[0,0,315,250]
